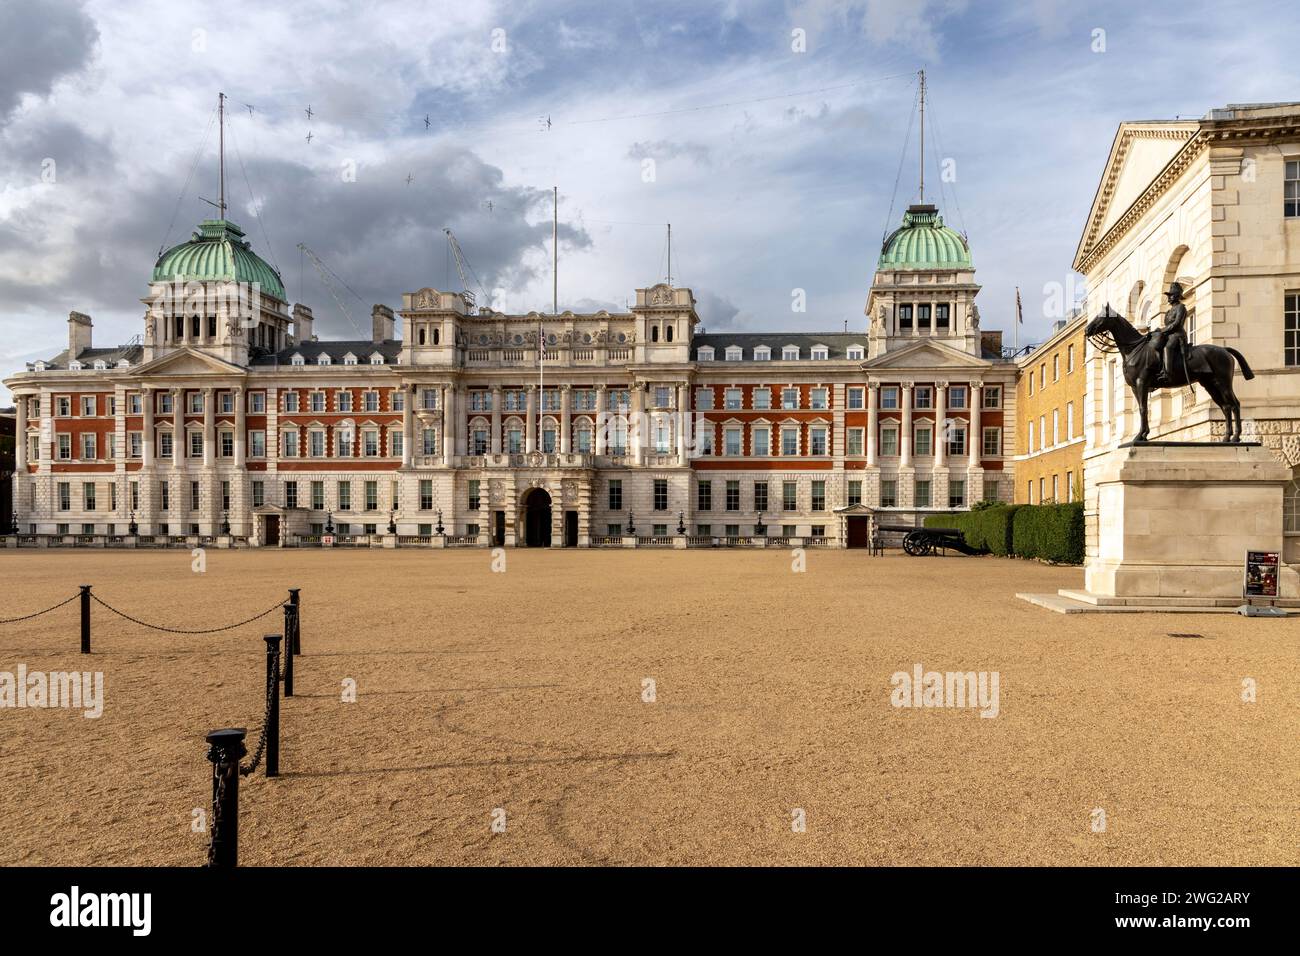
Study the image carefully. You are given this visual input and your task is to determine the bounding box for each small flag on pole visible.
[1015,286,1023,324]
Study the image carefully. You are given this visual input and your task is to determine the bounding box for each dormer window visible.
[342,353,357,365]
[33,361,47,371]
[725,346,743,361]
[291,353,305,366]
[68,360,83,370]
[753,346,771,361]
[810,346,829,360]
[847,346,864,360]
[317,353,331,366]
[93,360,107,370]
[117,359,130,368]
[369,353,384,365]
[697,346,715,361]
[782,346,799,361]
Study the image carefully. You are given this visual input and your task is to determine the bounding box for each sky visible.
[2,0,1300,404]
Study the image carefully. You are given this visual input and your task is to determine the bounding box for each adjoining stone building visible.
[1013,313,1086,504]
[1074,102,1300,566]
[5,196,1017,547]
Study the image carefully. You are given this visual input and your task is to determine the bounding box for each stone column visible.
[202,387,215,468]
[234,387,246,467]
[172,388,184,468]
[15,392,27,470]
[142,388,155,467]
[455,384,468,456]
[900,384,913,468]
[525,386,536,454]
[968,382,982,467]
[866,382,878,467]
[490,386,502,455]
[560,385,572,453]
[401,387,414,467]
[676,383,687,462]
[443,385,455,467]
[631,384,645,465]
[595,385,607,456]
[935,383,948,468]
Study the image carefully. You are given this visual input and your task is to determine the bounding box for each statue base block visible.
[1071,442,1299,604]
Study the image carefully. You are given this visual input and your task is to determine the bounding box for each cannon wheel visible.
[903,532,931,556]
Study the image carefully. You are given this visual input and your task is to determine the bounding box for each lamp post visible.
[127,511,138,536]
[220,510,230,535]
[625,513,636,536]
[676,511,686,535]
[435,510,445,536]
[755,512,766,536]
[324,512,334,535]
[387,510,397,535]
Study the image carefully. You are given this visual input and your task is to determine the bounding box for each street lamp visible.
[625,513,636,536]
[324,511,335,535]
[127,511,138,536]
[676,511,686,535]
[435,509,445,536]
[387,510,397,535]
[220,510,230,535]
[755,512,766,536]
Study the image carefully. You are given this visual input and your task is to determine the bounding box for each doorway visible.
[564,510,578,548]
[521,488,552,547]
[264,515,280,547]
[493,510,505,546]
[846,516,870,548]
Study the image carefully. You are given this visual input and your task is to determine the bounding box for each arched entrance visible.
[521,488,552,547]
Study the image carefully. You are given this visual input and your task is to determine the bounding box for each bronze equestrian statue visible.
[1084,282,1254,443]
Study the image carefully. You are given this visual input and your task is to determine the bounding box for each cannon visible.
[876,524,979,557]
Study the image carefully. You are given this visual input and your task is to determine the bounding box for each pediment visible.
[1074,121,1198,270]
[130,348,245,378]
[865,339,989,370]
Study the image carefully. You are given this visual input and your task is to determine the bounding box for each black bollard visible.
[281,604,295,698]
[263,635,281,778]
[79,585,91,654]
[205,728,247,868]
[288,588,301,654]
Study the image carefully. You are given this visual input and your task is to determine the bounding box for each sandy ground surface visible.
[0,548,1295,867]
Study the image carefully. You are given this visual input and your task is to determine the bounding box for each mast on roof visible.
[918,69,925,204]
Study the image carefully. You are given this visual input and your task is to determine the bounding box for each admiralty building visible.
[5,203,1018,548]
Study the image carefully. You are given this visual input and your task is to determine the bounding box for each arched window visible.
[433,327,440,345]
[665,325,673,342]
[651,325,659,342]
[418,328,426,346]
[1285,467,1300,533]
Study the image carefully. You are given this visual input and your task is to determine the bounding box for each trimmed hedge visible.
[924,501,1084,564]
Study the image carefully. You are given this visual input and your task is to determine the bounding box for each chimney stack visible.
[292,303,315,345]
[68,311,93,359]
[372,303,395,344]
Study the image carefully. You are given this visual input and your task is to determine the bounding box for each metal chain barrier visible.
[207,760,230,867]
[0,592,80,625]
[89,593,286,634]
[240,646,279,777]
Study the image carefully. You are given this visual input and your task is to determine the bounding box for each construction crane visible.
[443,228,488,311]
[296,243,368,339]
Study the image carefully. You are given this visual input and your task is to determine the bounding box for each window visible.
[57,434,71,460]
[311,481,325,510]
[422,428,437,456]
[472,428,488,455]
[190,481,201,511]
[754,481,768,512]
[1287,293,1300,366]
[507,428,523,454]
[913,386,932,410]
[419,480,433,510]
[847,345,864,360]
[782,346,799,361]
[914,425,932,457]
[810,426,828,456]
[752,389,771,410]
[1052,409,1060,445]
[880,387,899,410]
[754,345,771,361]
[309,430,325,458]
[467,480,480,511]
[697,346,715,361]
[847,387,864,409]
[948,386,967,409]
[251,481,264,508]
[847,480,862,507]
[898,304,913,330]
[726,480,740,511]
[697,480,712,511]
[1039,364,1046,390]
[421,389,438,410]
[390,391,405,412]
[782,481,797,511]
[608,480,623,510]
[982,427,1001,457]
[81,433,96,459]
[781,388,799,410]
[914,479,931,508]
[781,427,799,456]
[159,433,173,459]
[949,479,966,509]
[128,393,142,414]
[1053,354,1060,382]
[880,479,897,508]
[724,524,739,537]
[1028,375,1035,397]
[56,396,71,417]
[1066,344,1076,373]
[250,392,265,413]
[250,430,266,457]
[160,481,170,511]
[811,346,828,360]
[983,478,1001,503]
[218,392,233,414]
[811,480,825,511]
[880,426,898,457]
[982,385,1001,409]
[695,425,711,456]
[847,427,864,456]
[946,425,966,457]
[129,432,142,458]
[653,479,668,511]
[189,431,203,458]
[83,482,96,510]
[188,392,203,414]
[654,386,671,407]
[1052,474,1060,502]
[725,345,742,361]
[338,391,354,413]
[1039,477,1046,502]
[80,395,96,416]
[810,388,828,410]
[282,431,298,458]
[935,304,950,330]
[283,391,299,412]
[1039,414,1046,448]
[724,388,742,410]
[696,525,712,536]
[696,388,714,410]
[220,431,234,458]
[470,391,491,411]
[363,430,379,457]
[918,304,931,331]
[392,431,404,458]
[1286,159,1300,217]
[338,481,352,511]
[542,426,557,454]
[724,427,742,456]
[575,424,592,453]
[158,392,173,414]
[58,482,71,511]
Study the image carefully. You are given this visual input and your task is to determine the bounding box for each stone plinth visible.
[1076,442,1298,604]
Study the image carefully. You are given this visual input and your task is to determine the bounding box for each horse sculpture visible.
[1084,305,1254,443]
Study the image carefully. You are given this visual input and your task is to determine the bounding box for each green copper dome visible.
[878,204,972,271]
[152,219,285,300]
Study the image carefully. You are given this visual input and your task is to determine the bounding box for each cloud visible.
[625,139,712,166]
[0,0,98,121]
